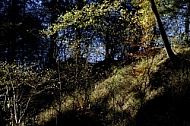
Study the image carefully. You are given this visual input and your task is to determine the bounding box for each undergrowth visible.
[35,45,190,126]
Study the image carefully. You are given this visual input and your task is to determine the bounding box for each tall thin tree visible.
[185,1,190,45]
[150,0,178,62]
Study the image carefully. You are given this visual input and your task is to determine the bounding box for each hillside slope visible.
[36,46,190,126]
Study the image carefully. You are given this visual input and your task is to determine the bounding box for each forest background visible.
[0,0,190,125]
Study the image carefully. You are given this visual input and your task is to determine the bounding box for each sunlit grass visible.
[36,45,190,125]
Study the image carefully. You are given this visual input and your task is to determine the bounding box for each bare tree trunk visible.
[47,0,59,69]
[150,0,178,62]
[185,1,190,45]
[7,0,19,63]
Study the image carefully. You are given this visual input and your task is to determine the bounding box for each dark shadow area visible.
[40,110,104,126]
[133,53,190,126]
[134,85,190,126]
[37,91,133,126]
[27,88,60,116]
[148,58,176,90]
[38,94,111,126]
[0,106,9,126]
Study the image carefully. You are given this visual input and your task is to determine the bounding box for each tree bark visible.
[185,1,190,45]
[150,0,178,62]
[7,0,19,63]
[74,0,84,60]
[47,0,61,69]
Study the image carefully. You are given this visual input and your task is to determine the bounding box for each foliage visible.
[0,62,57,125]
[43,0,143,47]
[137,0,156,44]
[35,45,190,126]
[0,0,190,125]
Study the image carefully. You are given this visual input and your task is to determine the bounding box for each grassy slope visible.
[36,45,190,126]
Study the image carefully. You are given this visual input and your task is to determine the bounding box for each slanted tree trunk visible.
[150,0,178,62]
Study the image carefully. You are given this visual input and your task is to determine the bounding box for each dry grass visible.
[35,45,190,125]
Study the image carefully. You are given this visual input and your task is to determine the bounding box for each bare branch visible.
[18,97,31,124]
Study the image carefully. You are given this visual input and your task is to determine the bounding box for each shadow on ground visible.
[33,51,190,126]
[134,56,190,126]
[134,85,190,126]
[41,110,104,126]
[38,92,133,126]
[17,58,131,125]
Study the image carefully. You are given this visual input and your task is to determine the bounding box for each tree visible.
[45,0,142,62]
[45,0,62,68]
[150,0,178,62]
[185,1,190,44]
[0,62,58,125]
[158,0,190,45]
[0,0,45,65]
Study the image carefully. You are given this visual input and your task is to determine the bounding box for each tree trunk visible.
[150,0,178,62]
[47,0,60,69]
[185,1,190,45]
[7,0,19,63]
[74,0,84,60]
[105,15,115,61]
